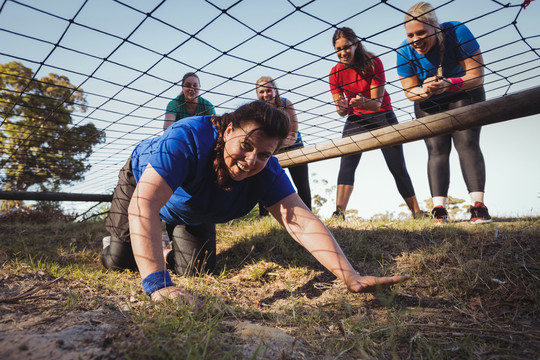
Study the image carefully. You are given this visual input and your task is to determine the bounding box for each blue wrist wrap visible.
[141,270,174,295]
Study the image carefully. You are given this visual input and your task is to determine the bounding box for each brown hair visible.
[179,72,201,98]
[332,27,375,74]
[212,100,290,190]
[181,72,200,86]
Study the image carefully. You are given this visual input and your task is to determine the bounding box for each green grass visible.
[0,212,539,359]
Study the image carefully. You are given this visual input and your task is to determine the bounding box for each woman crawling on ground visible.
[102,100,409,304]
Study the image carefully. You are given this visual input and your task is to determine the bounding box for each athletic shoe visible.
[413,210,431,219]
[470,201,492,224]
[102,236,111,249]
[431,206,448,224]
[332,210,345,220]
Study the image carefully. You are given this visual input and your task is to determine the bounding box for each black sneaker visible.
[431,206,448,224]
[332,210,345,220]
[470,201,492,224]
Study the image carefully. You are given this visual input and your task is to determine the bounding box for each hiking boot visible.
[332,210,345,220]
[431,206,448,224]
[470,201,492,224]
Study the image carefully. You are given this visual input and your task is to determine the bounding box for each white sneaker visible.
[102,236,111,249]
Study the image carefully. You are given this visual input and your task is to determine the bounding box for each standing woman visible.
[329,27,423,220]
[396,2,491,223]
[102,100,408,303]
[164,72,215,130]
[255,76,311,216]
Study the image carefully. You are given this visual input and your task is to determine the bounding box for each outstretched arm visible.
[128,164,194,303]
[267,193,409,292]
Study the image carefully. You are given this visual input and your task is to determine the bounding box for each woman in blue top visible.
[102,100,408,304]
[255,76,311,217]
[396,2,491,224]
[164,72,216,130]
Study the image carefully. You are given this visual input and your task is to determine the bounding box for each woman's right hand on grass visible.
[151,286,198,306]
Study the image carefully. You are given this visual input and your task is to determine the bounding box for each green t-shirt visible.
[166,94,216,121]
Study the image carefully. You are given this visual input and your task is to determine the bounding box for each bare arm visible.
[163,113,176,130]
[460,50,484,89]
[282,99,299,148]
[267,193,409,292]
[400,50,484,101]
[399,74,433,102]
[431,50,485,94]
[128,164,194,303]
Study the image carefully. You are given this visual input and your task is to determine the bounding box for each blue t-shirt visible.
[396,21,480,90]
[131,116,295,225]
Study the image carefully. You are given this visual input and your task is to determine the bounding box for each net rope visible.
[0,0,538,204]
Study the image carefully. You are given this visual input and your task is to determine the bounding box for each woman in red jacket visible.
[329,27,423,220]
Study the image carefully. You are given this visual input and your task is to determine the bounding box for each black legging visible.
[259,145,312,216]
[165,222,216,276]
[101,223,216,276]
[414,87,486,197]
[337,111,416,199]
[101,158,216,276]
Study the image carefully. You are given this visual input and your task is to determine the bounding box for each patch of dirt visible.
[0,271,129,360]
[0,270,329,360]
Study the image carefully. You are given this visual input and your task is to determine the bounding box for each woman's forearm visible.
[404,84,433,102]
[294,215,358,282]
[127,165,174,279]
[128,195,167,279]
[269,195,358,284]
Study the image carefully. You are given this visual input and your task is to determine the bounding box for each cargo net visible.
[0,0,538,200]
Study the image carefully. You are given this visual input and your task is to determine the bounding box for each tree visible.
[0,61,105,193]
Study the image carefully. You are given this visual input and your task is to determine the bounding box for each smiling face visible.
[334,36,358,66]
[222,121,280,182]
[256,84,277,105]
[405,20,437,55]
[182,75,200,102]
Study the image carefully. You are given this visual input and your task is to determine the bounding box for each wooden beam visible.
[276,86,540,168]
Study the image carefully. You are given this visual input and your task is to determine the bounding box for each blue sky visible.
[0,0,538,219]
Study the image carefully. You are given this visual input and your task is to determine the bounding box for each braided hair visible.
[211,100,290,190]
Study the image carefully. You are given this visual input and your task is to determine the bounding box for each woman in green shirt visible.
[164,72,216,130]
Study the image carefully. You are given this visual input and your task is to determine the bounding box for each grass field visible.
[0,210,539,359]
